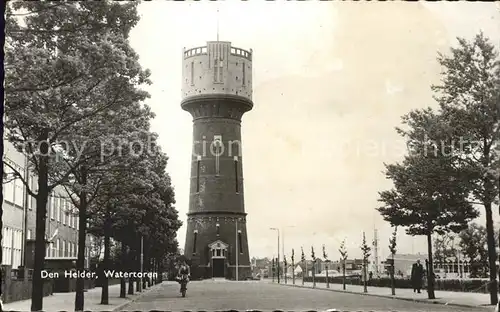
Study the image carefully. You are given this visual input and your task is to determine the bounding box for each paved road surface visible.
[119,280,491,311]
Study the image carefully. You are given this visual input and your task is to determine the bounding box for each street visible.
[119,280,490,312]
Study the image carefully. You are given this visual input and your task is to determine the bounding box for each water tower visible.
[181,41,253,280]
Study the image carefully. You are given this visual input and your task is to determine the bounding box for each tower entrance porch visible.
[209,240,228,278]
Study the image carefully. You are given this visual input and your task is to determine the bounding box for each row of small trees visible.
[2,2,181,311]
[272,235,376,293]
[376,33,499,304]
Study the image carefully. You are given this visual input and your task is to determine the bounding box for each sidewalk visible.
[3,282,164,312]
[271,278,494,310]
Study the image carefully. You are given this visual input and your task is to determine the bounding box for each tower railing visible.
[183,45,252,61]
[230,47,252,61]
[184,46,208,59]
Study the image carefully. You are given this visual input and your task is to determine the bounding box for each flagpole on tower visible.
[216,8,219,42]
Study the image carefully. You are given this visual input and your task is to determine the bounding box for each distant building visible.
[330,258,368,273]
[251,257,271,276]
[2,140,93,269]
[382,253,427,278]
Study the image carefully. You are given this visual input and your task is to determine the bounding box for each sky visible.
[128,1,500,262]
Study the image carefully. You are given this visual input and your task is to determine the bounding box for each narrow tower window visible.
[214,58,223,83]
[242,62,246,86]
[190,61,194,85]
[216,223,220,236]
[238,231,243,254]
[214,135,222,176]
[196,155,201,193]
[192,230,198,254]
[234,156,239,193]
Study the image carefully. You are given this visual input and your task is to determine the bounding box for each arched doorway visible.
[209,240,228,278]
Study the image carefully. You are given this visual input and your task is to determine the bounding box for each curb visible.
[274,282,492,310]
[112,282,165,312]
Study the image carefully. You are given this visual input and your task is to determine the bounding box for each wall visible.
[2,141,28,268]
[181,41,253,101]
[1,265,53,303]
[185,215,250,264]
[189,119,245,214]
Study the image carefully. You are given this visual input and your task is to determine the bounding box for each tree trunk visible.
[391,254,396,295]
[302,261,304,285]
[363,259,367,293]
[426,232,436,299]
[101,215,111,304]
[149,257,156,286]
[312,261,316,288]
[292,259,295,285]
[75,174,88,311]
[136,237,142,292]
[128,247,134,295]
[326,263,329,288]
[31,152,49,312]
[342,260,346,290]
[485,201,499,304]
[120,242,127,298]
[142,240,148,289]
[498,230,500,294]
[158,258,163,283]
[155,257,159,284]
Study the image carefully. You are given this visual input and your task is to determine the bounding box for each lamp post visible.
[270,228,280,283]
[279,225,295,283]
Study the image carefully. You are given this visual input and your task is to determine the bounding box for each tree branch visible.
[3,161,37,198]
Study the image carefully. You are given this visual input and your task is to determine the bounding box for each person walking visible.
[411,259,424,293]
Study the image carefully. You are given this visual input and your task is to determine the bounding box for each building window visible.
[216,249,221,257]
[238,232,243,254]
[27,229,32,240]
[14,177,24,206]
[68,204,72,228]
[192,231,198,254]
[214,135,222,176]
[216,224,220,236]
[214,58,223,83]
[190,61,194,85]
[242,62,246,86]
[54,196,59,222]
[49,194,55,219]
[64,200,67,223]
[3,166,15,203]
[2,227,11,266]
[26,176,31,210]
[196,156,201,193]
[59,200,64,223]
[234,156,239,193]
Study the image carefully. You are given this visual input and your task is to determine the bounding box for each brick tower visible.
[181,41,253,280]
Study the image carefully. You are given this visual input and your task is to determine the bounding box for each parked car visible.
[316,269,342,277]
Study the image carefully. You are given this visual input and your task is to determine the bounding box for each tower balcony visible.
[181,41,253,103]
